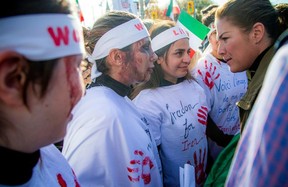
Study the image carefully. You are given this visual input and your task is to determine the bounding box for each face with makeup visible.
[216,18,259,72]
[125,37,157,85]
[115,37,157,86]
[157,38,191,83]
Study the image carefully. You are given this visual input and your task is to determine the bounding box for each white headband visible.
[90,18,149,61]
[0,14,85,61]
[207,22,216,39]
[90,61,102,80]
[151,26,188,52]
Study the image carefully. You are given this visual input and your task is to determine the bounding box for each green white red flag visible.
[165,0,180,21]
[176,11,210,56]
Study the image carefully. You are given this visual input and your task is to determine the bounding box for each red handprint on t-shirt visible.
[186,148,207,185]
[197,60,220,89]
[127,150,154,184]
[57,171,80,187]
[57,174,67,187]
[194,148,206,185]
[197,106,208,125]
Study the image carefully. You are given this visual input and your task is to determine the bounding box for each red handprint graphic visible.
[127,150,154,185]
[197,60,220,89]
[72,169,81,187]
[194,148,206,185]
[57,174,67,187]
[197,106,208,125]
[186,148,207,185]
[57,172,80,187]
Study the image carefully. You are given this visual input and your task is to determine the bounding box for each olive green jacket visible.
[237,46,276,131]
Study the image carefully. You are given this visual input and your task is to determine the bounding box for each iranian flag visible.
[176,11,210,56]
[165,0,180,21]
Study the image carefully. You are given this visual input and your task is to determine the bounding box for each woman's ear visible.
[0,51,27,106]
[106,49,126,67]
[156,56,164,65]
[251,22,265,44]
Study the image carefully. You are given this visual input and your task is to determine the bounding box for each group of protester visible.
[0,0,287,187]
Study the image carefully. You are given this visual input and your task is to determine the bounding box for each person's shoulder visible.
[269,43,288,73]
[82,87,124,106]
[185,78,206,92]
[275,43,288,60]
[194,53,217,68]
[40,144,67,161]
[133,88,167,109]
[274,29,288,51]
[71,87,125,123]
[133,89,158,102]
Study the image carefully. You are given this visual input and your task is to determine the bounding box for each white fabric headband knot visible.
[0,14,85,61]
[151,26,189,52]
[89,18,149,80]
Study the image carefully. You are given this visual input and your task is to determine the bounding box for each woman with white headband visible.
[191,7,248,172]
[0,0,85,186]
[62,11,163,186]
[131,20,210,187]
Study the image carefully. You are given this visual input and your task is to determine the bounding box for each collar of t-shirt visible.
[0,145,40,185]
[89,74,131,97]
[159,77,185,87]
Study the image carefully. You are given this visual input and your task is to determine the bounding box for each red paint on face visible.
[64,56,84,117]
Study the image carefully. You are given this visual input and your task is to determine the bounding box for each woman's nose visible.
[217,42,225,56]
[184,52,191,64]
[150,51,158,62]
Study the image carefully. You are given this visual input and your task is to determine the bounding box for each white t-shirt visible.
[192,53,248,159]
[0,145,80,187]
[62,86,163,187]
[133,80,209,187]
